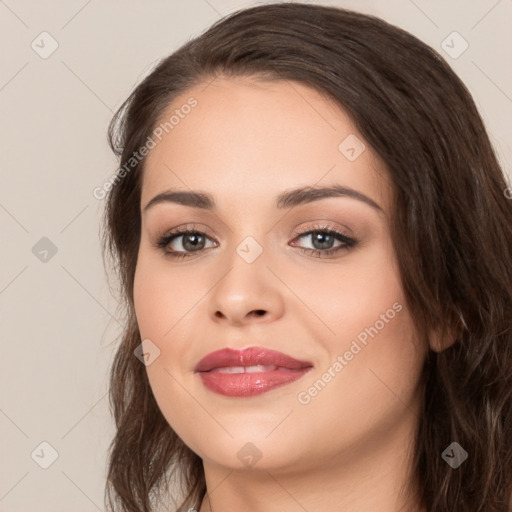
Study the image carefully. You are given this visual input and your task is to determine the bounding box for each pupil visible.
[313,233,333,250]
[184,234,203,251]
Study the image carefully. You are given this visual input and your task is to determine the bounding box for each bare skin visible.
[133,76,430,512]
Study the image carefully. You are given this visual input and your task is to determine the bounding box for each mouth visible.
[194,347,313,397]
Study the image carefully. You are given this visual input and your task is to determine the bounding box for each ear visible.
[429,329,457,353]
[429,310,466,353]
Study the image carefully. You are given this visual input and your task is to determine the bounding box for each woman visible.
[101,3,512,511]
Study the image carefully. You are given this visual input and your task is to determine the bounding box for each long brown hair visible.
[101,3,512,511]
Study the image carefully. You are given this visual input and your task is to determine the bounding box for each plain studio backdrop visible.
[0,0,511,511]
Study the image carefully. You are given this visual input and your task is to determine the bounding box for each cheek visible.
[296,238,424,403]
[133,271,168,341]
[133,256,206,437]
[296,235,405,341]
[293,271,423,456]
[133,253,205,340]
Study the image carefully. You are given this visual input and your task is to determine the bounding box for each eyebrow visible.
[143,184,384,214]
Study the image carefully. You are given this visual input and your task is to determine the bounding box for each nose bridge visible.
[218,231,269,297]
[208,228,283,324]
[220,205,272,268]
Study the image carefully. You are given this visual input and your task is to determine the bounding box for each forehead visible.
[140,76,391,215]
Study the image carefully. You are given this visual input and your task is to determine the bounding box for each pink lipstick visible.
[194,346,313,397]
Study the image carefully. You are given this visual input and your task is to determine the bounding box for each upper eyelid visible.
[159,217,353,234]
[163,223,349,237]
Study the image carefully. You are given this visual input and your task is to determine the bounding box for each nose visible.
[208,249,285,327]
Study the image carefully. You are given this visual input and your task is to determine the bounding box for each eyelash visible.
[154,223,357,260]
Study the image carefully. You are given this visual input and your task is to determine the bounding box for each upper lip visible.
[194,347,313,372]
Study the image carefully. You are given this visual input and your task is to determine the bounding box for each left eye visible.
[155,226,357,259]
[293,229,350,251]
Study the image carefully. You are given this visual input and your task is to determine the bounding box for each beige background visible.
[1,0,511,511]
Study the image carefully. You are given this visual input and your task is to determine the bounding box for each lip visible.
[194,347,313,397]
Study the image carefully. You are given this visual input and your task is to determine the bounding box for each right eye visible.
[155,227,217,259]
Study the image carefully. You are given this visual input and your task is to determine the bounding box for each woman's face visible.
[133,76,426,472]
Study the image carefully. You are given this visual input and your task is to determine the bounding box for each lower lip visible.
[197,368,312,397]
